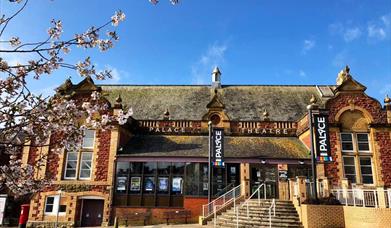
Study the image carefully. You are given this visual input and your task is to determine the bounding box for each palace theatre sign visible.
[140,120,297,137]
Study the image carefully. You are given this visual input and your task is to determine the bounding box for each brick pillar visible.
[297,176,308,203]
[240,163,250,198]
[385,103,391,124]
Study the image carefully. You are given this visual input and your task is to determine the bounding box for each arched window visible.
[339,110,374,185]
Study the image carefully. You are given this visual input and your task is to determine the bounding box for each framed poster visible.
[144,177,155,192]
[158,177,169,192]
[130,177,141,191]
[116,177,127,191]
[172,177,183,193]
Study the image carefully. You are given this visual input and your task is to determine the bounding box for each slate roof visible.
[100,85,335,121]
[118,135,310,159]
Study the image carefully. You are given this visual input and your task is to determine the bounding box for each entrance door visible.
[250,165,278,199]
[81,199,104,227]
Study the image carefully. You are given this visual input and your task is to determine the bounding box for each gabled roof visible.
[100,85,334,121]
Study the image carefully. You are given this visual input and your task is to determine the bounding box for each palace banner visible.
[313,113,332,162]
[212,128,225,167]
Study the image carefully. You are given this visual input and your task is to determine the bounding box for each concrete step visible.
[216,216,301,224]
[213,219,303,228]
[221,212,300,220]
[226,208,298,214]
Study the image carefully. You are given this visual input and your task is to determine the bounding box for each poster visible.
[144,177,155,191]
[230,166,236,174]
[0,196,6,225]
[130,177,141,191]
[117,177,127,191]
[172,177,183,193]
[278,170,288,182]
[158,177,169,192]
[203,182,208,191]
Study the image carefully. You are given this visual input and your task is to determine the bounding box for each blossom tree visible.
[0,0,178,197]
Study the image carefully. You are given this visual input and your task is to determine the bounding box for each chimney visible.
[211,66,221,89]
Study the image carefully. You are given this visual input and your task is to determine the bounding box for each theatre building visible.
[23,66,391,227]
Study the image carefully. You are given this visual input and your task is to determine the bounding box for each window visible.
[340,132,373,184]
[79,152,93,179]
[64,152,78,179]
[44,195,66,215]
[357,133,370,152]
[343,157,356,183]
[64,152,93,180]
[341,133,354,151]
[360,157,373,184]
[82,130,95,149]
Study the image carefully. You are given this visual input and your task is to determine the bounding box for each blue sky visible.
[1,0,391,103]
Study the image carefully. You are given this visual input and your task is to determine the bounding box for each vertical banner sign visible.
[212,128,225,167]
[313,113,332,162]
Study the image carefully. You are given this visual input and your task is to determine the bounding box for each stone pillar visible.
[385,98,391,124]
[297,176,308,203]
[288,178,297,200]
[377,187,387,208]
[240,163,250,198]
[278,164,289,200]
[341,178,350,199]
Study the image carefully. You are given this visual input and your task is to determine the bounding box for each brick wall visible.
[376,132,391,187]
[300,204,345,228]
[326,93,387,124]
[325,131,340,185]
[95,130,111,181]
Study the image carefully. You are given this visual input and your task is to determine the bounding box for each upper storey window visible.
[82,129,95,149]
[341,133,370,153]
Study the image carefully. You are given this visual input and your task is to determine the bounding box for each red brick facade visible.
[325,131,340,186]
[95,130,111,181]
[376,132,391,187]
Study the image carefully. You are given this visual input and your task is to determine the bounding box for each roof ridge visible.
[99,84,335,87]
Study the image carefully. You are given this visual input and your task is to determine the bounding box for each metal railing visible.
[332,189,381,207]
[234,183,266,228]
[385,189,391,208]
[268,198,276,228]
[214,182,234,197]
[202,184,241,218]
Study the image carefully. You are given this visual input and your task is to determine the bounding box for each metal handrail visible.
[202,184,241,218]
[268,198,276,228]
[214,182,234,197]
[235,183,266,228]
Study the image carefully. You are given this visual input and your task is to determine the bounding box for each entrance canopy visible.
[118,135,310,159]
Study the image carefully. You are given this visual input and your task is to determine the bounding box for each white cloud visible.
[344,27,362,42]
[191,42,228,84]
[329,23,361,42]
[367,14,390,41]
[302,39,315,54]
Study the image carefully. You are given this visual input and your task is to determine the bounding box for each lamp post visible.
[208,121,212,203]
[307,95,318,200]
[55,190,62,228]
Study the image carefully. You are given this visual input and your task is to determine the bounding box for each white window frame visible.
[79,152,93,180]
[64,152,78,180]
[340,133,354,152]
[342,156,356,184]
[356,133,371,153]
[359,156,374,184]
[82,129,95,149]
[44,195,66,216]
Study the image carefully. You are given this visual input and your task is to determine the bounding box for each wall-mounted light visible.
[261,159,266,164]
[299,160,305,165]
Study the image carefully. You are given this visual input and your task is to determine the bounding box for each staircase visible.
[210,199,303,228]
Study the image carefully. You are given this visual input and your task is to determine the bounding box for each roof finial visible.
[307,94,319,110]
[163,108,170,120]
[262,109,270,121]
[114,94,122,109]
[385,94,391,104]
[336,65,352,85]
[211,66,221,89]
